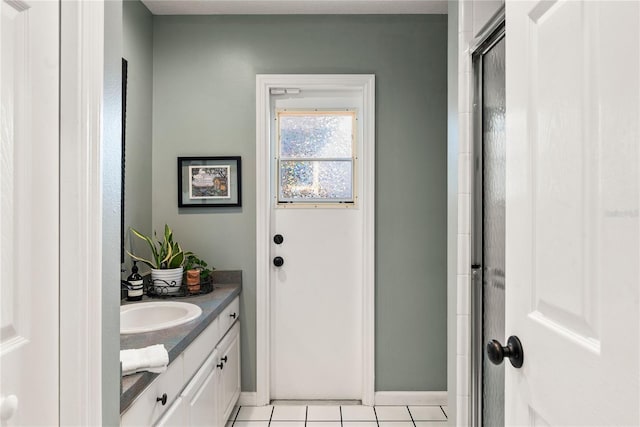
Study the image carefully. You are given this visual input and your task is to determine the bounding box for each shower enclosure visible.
[470,12,506,427]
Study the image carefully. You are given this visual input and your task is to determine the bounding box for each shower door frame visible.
[470,10,506,427]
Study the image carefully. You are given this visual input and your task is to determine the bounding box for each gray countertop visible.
[120,271,242,414]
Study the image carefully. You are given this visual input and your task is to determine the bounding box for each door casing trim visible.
[59,1,106,424]
[256,74,375,406]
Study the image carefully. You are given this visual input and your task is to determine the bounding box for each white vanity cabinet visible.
[121,295,241,427]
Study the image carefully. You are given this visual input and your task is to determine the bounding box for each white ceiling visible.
[140,0,448,15]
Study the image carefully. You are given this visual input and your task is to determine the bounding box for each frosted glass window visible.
[280,161,352,200]
[280,114,353,158]
[277,110,356,204]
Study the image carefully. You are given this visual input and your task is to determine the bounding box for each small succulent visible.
[184,253,214,282]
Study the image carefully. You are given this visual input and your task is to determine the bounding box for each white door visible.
[0,0,60,425]
[270,89,364,399]
[505,0,639,425]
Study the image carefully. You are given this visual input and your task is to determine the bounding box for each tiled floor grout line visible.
[305,405,308,427]
[439,405,447,420]
[406,405,417,427]
[232,406,241,426]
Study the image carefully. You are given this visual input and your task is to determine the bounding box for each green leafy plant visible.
[184,253,215,282]
[127,224,185,270]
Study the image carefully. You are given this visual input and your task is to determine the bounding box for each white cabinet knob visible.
[0,395,18,421]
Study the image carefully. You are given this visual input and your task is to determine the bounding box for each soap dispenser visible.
[126,261,144,301]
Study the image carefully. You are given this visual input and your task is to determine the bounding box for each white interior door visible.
[0,0,59,425]
[505,1,640,425]
[270,89,364,400]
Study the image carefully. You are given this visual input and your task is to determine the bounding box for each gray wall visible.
[123,0,154,273]
[447,1,459,424]
[152,15,448,392]
[104,0,123,424]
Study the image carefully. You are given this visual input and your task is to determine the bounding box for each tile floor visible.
[226,405,448,427]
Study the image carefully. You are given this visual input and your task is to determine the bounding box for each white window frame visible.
[276,108,358,206]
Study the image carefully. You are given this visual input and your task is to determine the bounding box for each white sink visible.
[120,301,203,334]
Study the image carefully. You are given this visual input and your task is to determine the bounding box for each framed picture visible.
[178,156,242,207]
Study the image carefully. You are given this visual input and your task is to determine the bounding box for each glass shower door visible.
[480,36,506,427]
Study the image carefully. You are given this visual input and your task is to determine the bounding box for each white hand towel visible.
[120,344,169,376]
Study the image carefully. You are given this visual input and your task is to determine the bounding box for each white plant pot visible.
[151,267,184,295]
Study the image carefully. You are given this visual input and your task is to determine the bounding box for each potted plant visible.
[183,253,215,294]
[127,224,186,295]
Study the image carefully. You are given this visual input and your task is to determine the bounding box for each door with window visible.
[504,1,639,424]
[270,89,364,399]
[0,0,60,424]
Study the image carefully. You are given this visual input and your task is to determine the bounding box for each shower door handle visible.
[487,335,524,368]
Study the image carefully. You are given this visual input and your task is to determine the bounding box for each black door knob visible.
[274,234,284,244]
[273,256,284,267]
[487,335,524,368]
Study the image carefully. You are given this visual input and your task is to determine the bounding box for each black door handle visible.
[156,393,167,406]
[274,234,284,244]
[487,335,524,368]
[273,256,284,267]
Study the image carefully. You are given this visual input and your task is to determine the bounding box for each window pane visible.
[279,113,353,158]
[279,160,352,201]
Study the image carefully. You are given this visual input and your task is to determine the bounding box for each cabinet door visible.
[218,322,241,425]
[182,349,220,427]
[189,366,220,426]
[154,397,187,427]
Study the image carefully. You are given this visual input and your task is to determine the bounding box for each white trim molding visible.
[255,74,376,406]
[238,392,258,406]
[59,1,105,425]
[374,391,448,406]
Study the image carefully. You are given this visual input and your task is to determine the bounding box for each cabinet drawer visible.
[183,316,221,382]
[121,355,184,427]
[219,296,240,333]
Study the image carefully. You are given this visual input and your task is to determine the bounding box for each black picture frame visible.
[178,156,242,207]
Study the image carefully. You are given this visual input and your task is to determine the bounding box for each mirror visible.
[121,60,153,274]
[122,2,154,276]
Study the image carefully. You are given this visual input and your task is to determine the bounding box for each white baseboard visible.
[238,391,447,407]
[374,391,447,406]
[238,392,258,406]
